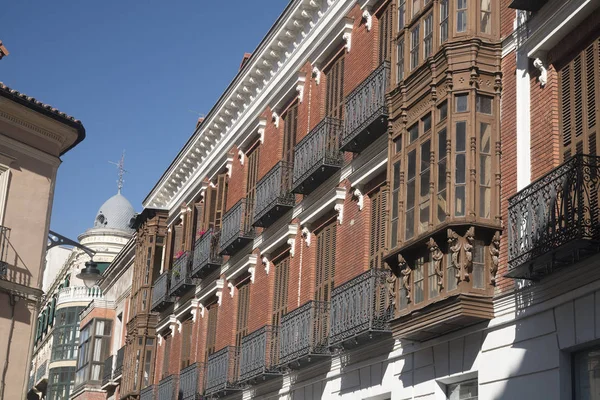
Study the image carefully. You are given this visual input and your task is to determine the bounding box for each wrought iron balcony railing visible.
[35,360,47,384]
[28,372,34,391]
[0,226,9,279]
[219,198,255,256]
[279,300,330,368]
[291,117,343,195]
[170,252,195,297]
[115,346,125,379]
[180,362,203,400]
[140,384,156,400]
[341,61,390,153]
[151,271,174,312]
[507,154,600,280]
[157,374,178,400]
[102,355,114,386]
[192,230,222,279]
[253,161,295,228]
[204,346,243,397]
[329,269,394,347]
[239,325,281,384]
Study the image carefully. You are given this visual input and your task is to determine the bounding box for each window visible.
[369,187,388,269]
[559,39,600,160]
[325,52,345,120]
[480,0,491,34]
[397,38,405,82]
[47,367,76,400]
[457,0,467,32]
[479,123,492,218]
[51,307,84,361]
[180,320,193,369]
[245,145,261,231]
[203,173,228,232]
[413,253,427,304]
[379,3,393,63]
[455,121,467,217]
[456,94,468,112]
[410,24,420,70]
[272,254,290,327]
[574,347,600,399]
[446,379,478,399]
[409,123,419,143]
[423,13,433,59]
[283,102,298,165]
[472,240,485,288]
[440,0,449,43]
[405,149,416,240]
[476,95,492,114]
[437,128,448,222]
[419,139,431,234]
[315,219,336,302]
[439,101,448,121]
[235,282,251,346]
[412,0,420,17]
[142,337,155,387]
[205,304,218,361]
[398,0,406,30]
[391,161,401,248]
[162,335,171,378]
[75,319,112,387]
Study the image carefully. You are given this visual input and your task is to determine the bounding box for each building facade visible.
[0,50,86,399]
[27,192,136,400]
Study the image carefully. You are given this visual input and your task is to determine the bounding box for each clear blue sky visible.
[1,1,286,240]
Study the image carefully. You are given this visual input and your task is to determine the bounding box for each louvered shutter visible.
[378,3,393,63]
[180,320,193,369]
[246,146,261,231]
[326,54,345,120]
[163,335,171,378]
[315,220,337,302]
[194,202,204,240]
[271,255,290,327]
[369,187,389,269]
[560,38,600,160]
[235,283,251,347]
[283,104,298,164]
[205,305,218,360]
[215,174,228,230]
[173,225,183,257]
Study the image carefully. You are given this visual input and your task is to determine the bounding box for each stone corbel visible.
[249,265,256,283]
[398,255,411,302]
[533,58,547,87]
[216,279,224,306]
[353,187,364,211]
[157,333,163,346]
[312,66,321,85]
[238,150,245,166]
[228,282,235,297]
[427,238,444,291]
[334,195,344,224]
[287,237,296,257]
[342,22,352,52]
[190,299,201,322]
[362,9,372,31]
[296,73,306,103]
[262,256,271,275]
[272,112,280,128]
[258,118,267,144]
[169,315,181,335]
[463,227,475,282]
[490,231,501,286]
[302,226,311,247]
[226,154,234,178]
[199,180,210,199]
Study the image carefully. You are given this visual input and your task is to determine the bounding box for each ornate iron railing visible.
[253,161,295,227]
[219,198,255,255]
[35,360,47,383]
[28,372,34,390]
[192,230,222,278]
[330,269,394,346]
[341,61,390,152]
[204,346,242,396]
[157,374,178,400]
[102,354,114,386]
[292,117,343,194]
[151,271,173,312]
[170,252,195,296]
[508,154,600,279]
[239,325,281,383]
[180,362,203,400]
[140,384,156,400]
[279,301,330,366]
[0,226,9,278]
[115,346,125,378]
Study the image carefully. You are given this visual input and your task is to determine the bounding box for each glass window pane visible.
[423,113,432,133]
[405,209,414,239]
[408,150,417,179]
[476,95,493,114]
[456,121,466,151]
[456,154,466,184]
[439,101,448,121]
[409,124,419,143]
[455,186,466,216]
[421,139,431,172]
[575,348,600,399]
[398,0,406,30]
[456,94,468,112]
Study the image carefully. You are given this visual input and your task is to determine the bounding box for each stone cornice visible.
[143,0,357,211]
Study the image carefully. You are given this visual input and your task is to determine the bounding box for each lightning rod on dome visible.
[109,151,127,194]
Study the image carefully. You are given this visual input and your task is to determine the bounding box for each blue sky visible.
[1,1,286,240]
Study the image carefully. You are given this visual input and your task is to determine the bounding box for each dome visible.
[93,193,136,232]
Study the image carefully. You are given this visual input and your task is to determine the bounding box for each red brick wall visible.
[71,390,107,400]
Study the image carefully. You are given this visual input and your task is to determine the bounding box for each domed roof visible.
[93,193,136,233]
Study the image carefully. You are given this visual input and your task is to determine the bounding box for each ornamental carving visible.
[463,226,475,281]
[398,254,411,302]
[448,228,462,283]
[427,237,443,291]
[490,231,500,285]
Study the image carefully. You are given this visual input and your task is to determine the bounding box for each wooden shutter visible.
[235,282,251,346]
[378,3,393,63]
[214,174,228,230]
[560,38,600,160]
[271,254,290,326]
[325,53,345,120]
[172,225,183,259]
[369,187,388,269]
[315,219,337,302]
[283,103,298,164]
[205,305,218,361]
[193,202,204,240]
[162,335,171,378]
[245,145,261,230]
[180,319,193,369]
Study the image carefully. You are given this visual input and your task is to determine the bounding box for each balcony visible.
[140,384,156,400]
[239,326,281,384]
[115,346,125,380]
[219,198,255,256]
[35,360,47,389]
[180,362,203,400]
[170,252,195,297]
[151,271,174,312]
[204,346,243,397]
[191,230,222,279]
[101,355,114,388]
[341,61,390,153]
[291,117,343,195]
[253,161,295,228]
[0,226,9,279]
[507,155,600,280]
[329,269,394,348]
[157,374,178,400]
[56,286,103,306]
[279,301,330,368]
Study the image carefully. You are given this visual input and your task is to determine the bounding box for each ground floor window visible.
[446,378,478,400]
[574,347,600,399]
[47,367,75,400]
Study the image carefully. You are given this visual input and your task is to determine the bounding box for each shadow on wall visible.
[3,232,33,289]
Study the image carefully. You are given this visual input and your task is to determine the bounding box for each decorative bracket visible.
[302,226,311,247]
[238,150,245,166]
[353,187,364,211]
[334,203,344,224]
[398,255,411,302]
[312,66,321,85]
[262,256,271,275]
[427,238,444,291]
[342,29,352,52]
[490,231,501,285]
[362,9,372,31]
[296,73,306,103]
[258,118,267,144]
[169,315,181,335]
[533,58,547,87]
[47,230,96,258]
[287,237,296,257]
[249,265,256,283]
[190,299,201,322]
[216,279,224,306]
[226,154,234,178]
[272,112,280,128]
[228,282,235,297]
[157,333,163,346]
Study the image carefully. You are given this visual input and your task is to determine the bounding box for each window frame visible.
[74,318,112,388]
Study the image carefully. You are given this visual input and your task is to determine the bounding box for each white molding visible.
[228,282,235,297]
[225,254,258,283]
[362,9,372,31]
[0,164,10,226]
[312,66,321,85]
[302,226,311,247]
[353,187,364,211]
[262,256,271,275]
[238,150,245,166]
[296,72,306,103]
[225,153,234,178]
[272,112,280,128]
[258,223,299,256]
[533,58,547,86]
[299,186,345,226]
[258,118,267,144]
[516,51,531,191]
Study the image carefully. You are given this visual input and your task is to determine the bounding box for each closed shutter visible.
[315,219,337,302]
[378,3,393,63]
[235,282,251,347]
[162,335,171,378]
[245,145,261,231]
[215,173,228,230]
[560,37,599,160]
[180,319,193,369]
[194,202,204,240]
[326,54,345,120]
[205,305,218,361]
[283,103,298,164]
[271,254,290,327]
[173,225,183,258]
[369,187,388,269]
